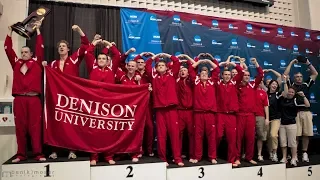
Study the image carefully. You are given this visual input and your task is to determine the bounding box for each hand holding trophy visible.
[11,6,50,39]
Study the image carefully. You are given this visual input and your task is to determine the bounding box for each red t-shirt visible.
[255,88,269,117]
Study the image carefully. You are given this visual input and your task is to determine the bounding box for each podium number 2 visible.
[44,164,51,177]
[308,167,312,176]
[198,167,205,178]
[126,166,134,178]
[257,167,263,177]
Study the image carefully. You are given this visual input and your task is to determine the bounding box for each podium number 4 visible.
[308,166,312,176]
[126,166,134,178]
[257,167,263,177]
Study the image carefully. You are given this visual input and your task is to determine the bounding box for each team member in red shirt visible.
[216,59,244,167]
[84,38,121,165]
[131,52,155,157]
[231,69,238,78]
[84,39,121,83]
[145,53,184,166]
[46,25,90,77]
[175,54,195,161]
[45,26,89,159]
[188,58,220,164]
[255,82,270,162]
[116,59,153,162]
[4,22,46,163]
[235,58,264,165]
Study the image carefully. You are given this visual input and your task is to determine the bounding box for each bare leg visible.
[257,140,263,161]
[281,147,287,163]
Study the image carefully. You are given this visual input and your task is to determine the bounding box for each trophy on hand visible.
[11,7,50,40]
[296,55,307,63]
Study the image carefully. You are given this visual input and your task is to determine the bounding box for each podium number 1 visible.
[257,167,263,177]
[126,166,134,178]
[44,164,51,177]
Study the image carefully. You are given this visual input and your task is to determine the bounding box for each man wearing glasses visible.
[284,58,318,163]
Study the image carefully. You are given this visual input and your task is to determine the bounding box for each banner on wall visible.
[121,8,320,136]
[44,67,150,153]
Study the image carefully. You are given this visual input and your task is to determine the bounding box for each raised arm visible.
[192,60,203,69]
[305,59,318,81]
[239,57,248,71]
[85,40,101,74]
[69,25,90,66]
[225,55,233,63]
[145,54,160,80]
[187,60,197,82]
[251,58,264,88]
[103,40,121,74]
[229,62,244,85]
[165,53,180,78]
[265,69,282,85]
[34,21,44,66]
[178,54,196,64]
[283,59,297,76]
[120,48,136,70]
[282,75,289,97]
[4,27,18,68]
[221,55,234,70]
[205,59,220,82]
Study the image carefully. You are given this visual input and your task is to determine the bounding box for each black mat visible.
[94,156,163,167]
[3,156,89,165]
[286,154,320,168]
[235,159,282,168]
[168,158,229,169]
[4,153,320,170]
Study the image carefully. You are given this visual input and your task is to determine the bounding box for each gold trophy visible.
[11,7,50,40]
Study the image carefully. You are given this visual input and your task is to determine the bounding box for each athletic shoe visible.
[242,154,246,159]
[68,151,77,159]
[49,152,58,159]
[287,155,291,160]
[280,158,287,163]
[269,153,273,160]
[302,152,310,162]
[271,153,278,162]
[258,155,264,162]
[290,159,297,166]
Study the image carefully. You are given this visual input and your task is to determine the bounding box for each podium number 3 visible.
[198,167,205,178]
[308,167,312,176]
[257,167,263,177]
[126,166,134,178]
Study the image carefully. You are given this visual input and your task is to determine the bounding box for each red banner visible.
[44,67,150,153]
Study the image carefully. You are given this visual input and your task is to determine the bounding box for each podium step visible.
[2,155,320,180]
[1,157,90,180]
[232,162,286,180]
[167,159,232,180]
[91,157,166,180]
[286,158,320,180]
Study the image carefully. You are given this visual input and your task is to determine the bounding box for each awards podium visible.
[2,155,320,180]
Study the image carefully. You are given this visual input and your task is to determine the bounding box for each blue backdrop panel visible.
[121,8,320,137]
